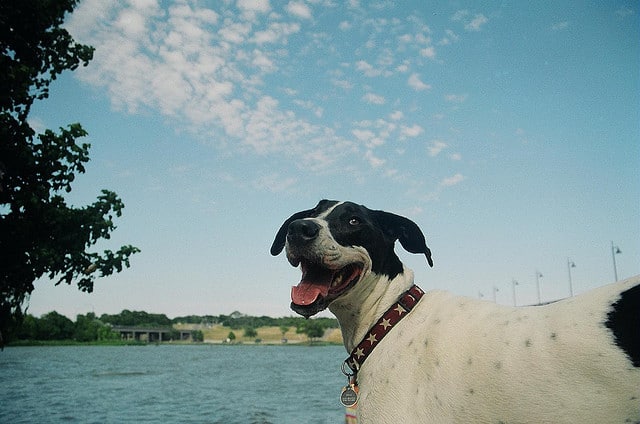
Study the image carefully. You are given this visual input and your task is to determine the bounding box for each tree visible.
[37,311,74,340]
[243,326,258,339]
[0,0,140,345]
[297,319,325,342]
[191,330,204,342]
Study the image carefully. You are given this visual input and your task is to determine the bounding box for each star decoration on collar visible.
[379,318,392,330]
[366,333,378,345]
[394,304,406,315]
[354,347,365,359]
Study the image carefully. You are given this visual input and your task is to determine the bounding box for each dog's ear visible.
[270,200,335,256]
[270,209,314,256]
[373,211,433,267]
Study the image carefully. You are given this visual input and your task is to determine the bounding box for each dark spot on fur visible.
[525,339,532,347]
[434,318,441,325]
[605,284,640,367]
[467,357,473,366]
[550,332,557,340]
[494,361,502,370]
[468,388,475,395]
[424,338,429,347]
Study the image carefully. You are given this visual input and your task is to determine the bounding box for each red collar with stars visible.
[343,284,424,375]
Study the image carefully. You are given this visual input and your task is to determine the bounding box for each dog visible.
[271,200,640,423]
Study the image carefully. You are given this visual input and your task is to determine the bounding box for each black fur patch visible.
[605,283,640,367]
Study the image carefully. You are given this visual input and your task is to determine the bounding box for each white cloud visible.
[365,150,385,167]
[408,73,431,91]
[218,21,251,43]
[389,110,404,121]
[352,128,376,142]
[452,10,488,31]
[465,14,488,31]
[331,79,353,90]
[438,29,459,45]
[419,46,436,58]
[428,140,448,156]
[252,49,276,72]
[286,1,312,19]
[395,61,409,73]
[440,173,465,187]
[339,21,352,30]
[237,0,271,18]
[451,10,469,21]
[400,124,424,138]
[356,60,382,77]
[615,6,634,18]
[362,92,386,105]
[253,22,301,44]
[551,21,569,31]
[450,152,462,161]
[66,1,361,176]
[445,93,468,103]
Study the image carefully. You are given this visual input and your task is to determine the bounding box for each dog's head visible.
[270,200,433,317]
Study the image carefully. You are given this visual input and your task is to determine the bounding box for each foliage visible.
[280,325,289,337]
[0,0,140,345]
[243,326,257,338]
[217,313,338,331]
[191,330,204,342]
[296,319,326,341]
[7,310,338,344]
[100,310,172,328]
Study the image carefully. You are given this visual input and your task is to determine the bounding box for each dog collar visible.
[343,284,425,375]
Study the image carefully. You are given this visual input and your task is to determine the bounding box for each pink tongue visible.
[291,281,330,305]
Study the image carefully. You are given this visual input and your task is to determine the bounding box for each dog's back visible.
[356,276,640,423]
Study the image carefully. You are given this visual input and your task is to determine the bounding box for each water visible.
[0,344,348,423]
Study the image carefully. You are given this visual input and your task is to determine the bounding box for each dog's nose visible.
[287,219,320,244]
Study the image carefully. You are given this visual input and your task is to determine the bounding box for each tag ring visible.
[341,360,356,377]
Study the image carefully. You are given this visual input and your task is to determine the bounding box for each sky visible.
[27,0,639,320]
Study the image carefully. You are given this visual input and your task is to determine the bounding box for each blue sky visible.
[27,0,639,319]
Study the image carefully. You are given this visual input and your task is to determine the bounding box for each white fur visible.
[330,271,640,423]
[281,204,639,423]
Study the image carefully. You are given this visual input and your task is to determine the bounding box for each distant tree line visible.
[12,312,120,342]
[5,310,338,344]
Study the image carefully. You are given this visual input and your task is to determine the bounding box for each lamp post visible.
[567,259,576,297]
[512,279,519,306]
[611,242,622,282]
[492,286,499,303]
[535,270,543,304]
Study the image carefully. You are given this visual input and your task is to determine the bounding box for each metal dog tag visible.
[340,384,359,407]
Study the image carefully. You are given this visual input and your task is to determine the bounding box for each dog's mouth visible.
[290,260,363,318]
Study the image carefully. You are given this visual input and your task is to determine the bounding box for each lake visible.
[0,344,348,423]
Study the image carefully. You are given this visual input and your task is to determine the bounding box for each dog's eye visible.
[349,217,360,226]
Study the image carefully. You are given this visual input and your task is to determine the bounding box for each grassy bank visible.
[6,326,344,347]
[177,324,344,345]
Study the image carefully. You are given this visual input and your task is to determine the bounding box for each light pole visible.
[492,286,499,303]
[535,270,543,304]
[567,259,576,297]
[611,242,622,282]
[512,279,519,306]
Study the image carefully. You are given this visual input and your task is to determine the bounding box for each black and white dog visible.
[271,200,640,423]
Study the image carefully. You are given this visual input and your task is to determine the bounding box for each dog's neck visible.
[329,266,416,352]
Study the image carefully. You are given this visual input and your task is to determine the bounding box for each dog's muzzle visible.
[286,219,363,318]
